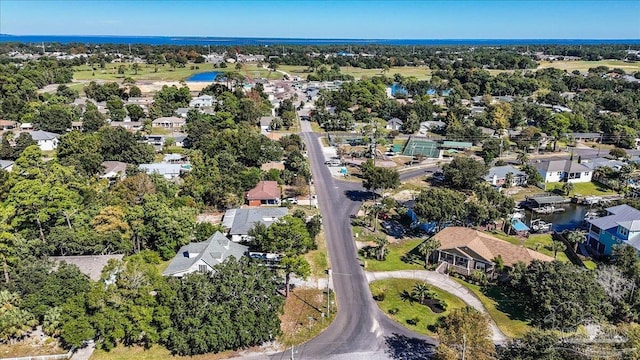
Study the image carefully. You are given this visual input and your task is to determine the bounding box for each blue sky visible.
[1,0,639,39]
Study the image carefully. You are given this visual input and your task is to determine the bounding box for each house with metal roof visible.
[484,165,528,187]
[162,232,248,277]
[535,160,592,183]
[222,207,288,242]
[587,204,640,255]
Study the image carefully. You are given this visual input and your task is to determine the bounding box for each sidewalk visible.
[366,270,508,344]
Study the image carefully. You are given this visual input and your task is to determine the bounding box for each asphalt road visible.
[269,124,436,360]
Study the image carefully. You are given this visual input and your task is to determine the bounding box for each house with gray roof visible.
[27,130,60,151]
[139,163,190,180]
[587,204,640,255]
[222,207,288,242]
[0,160,14,172]
[535,160,592,183]
[386,117,404,131]
[175,107,189,118]
[484,165,527,187]
[50,255,124,281]
[162,232,248,277]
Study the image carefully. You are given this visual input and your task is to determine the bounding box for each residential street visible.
[267,121,436,360]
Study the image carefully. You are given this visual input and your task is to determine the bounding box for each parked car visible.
[284,197,298,204]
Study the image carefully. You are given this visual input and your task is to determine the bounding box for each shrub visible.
[373,292,385,301]
[406,317,420,326]
[388,308,399,315]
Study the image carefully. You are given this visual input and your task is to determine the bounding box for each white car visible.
[284,197,298,204]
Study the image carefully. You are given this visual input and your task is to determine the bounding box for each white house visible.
[189,95,213,108]
[28,130,60,151]
[162,232,248,277]
[386,117,404,131]
[484,165,528,187]
[535,160,592,183]
[152,116,185,130]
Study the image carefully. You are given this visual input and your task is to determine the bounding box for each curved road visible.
[270,126,436,360]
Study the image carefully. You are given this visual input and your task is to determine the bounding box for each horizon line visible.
[2,34,640,41]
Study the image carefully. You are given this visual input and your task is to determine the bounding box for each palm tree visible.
[503,172,514,188]
[562,182,574,196]
[418,238,441,268]
[517,151,529,165]
[373,237,389,261]
[550,240,566,260]
[492,255,505,275]
[412,282,434,304]
[131,63,139,75]
[565,230,585,252]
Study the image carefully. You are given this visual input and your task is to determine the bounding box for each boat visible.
[510,208,526,220]
[530,219,552,233]
[584,210,599,221]
[532,205,566,214]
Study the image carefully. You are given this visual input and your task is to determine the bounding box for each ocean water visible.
[1,35,639,46]
[186,71,222,82]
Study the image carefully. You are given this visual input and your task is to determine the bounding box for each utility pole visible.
[597,132,603,157]
[326,268,332,317]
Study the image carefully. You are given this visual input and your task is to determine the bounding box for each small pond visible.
[186,71,223,82]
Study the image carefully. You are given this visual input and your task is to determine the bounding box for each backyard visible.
[544,181,617,197]
[370,278,467,336]
[487,231,570,263]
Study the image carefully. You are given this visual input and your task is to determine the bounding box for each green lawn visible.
[552,181,616,197]
[370,278,467,336]
[453,279,531,338]
[360,237,425,272]
[487,231,570,263]
[537,60,640,73]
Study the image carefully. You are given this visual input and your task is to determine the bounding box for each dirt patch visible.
[421,298,446,313]
[279,288,333,347]
[0,329,66,358]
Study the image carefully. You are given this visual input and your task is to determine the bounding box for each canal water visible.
[524,203,589,232]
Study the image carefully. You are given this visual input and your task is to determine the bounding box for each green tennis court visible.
[402,138,440,158]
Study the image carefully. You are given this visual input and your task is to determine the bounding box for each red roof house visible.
[246,181,281,206]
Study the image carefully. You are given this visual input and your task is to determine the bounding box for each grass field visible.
[453,279,531,338]
[370,278,467,336]
[277,65,433,80]
[359,237,425,272]
[487,231,570,263]
[537,60,640,73]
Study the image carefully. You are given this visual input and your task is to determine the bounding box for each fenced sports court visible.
[402,137,440,158]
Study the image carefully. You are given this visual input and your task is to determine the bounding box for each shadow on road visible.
[344,190,373,202]
[384,333,435,360]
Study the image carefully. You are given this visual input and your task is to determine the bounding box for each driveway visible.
[366,270,507,344]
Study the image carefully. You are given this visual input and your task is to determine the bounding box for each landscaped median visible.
[370,278,467,336]
[366,270,508,343]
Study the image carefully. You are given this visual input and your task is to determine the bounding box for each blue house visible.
[587,204,640,255]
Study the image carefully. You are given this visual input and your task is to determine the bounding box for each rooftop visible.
[434,227,553,266]
[484,165,526,181]
[162,232,248,276]
[247,180,280,200]
[50,255,124,281]
[589,205,640,231]
[223,207,288,235]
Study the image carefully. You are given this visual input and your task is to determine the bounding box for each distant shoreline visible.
[1,35,639,46]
